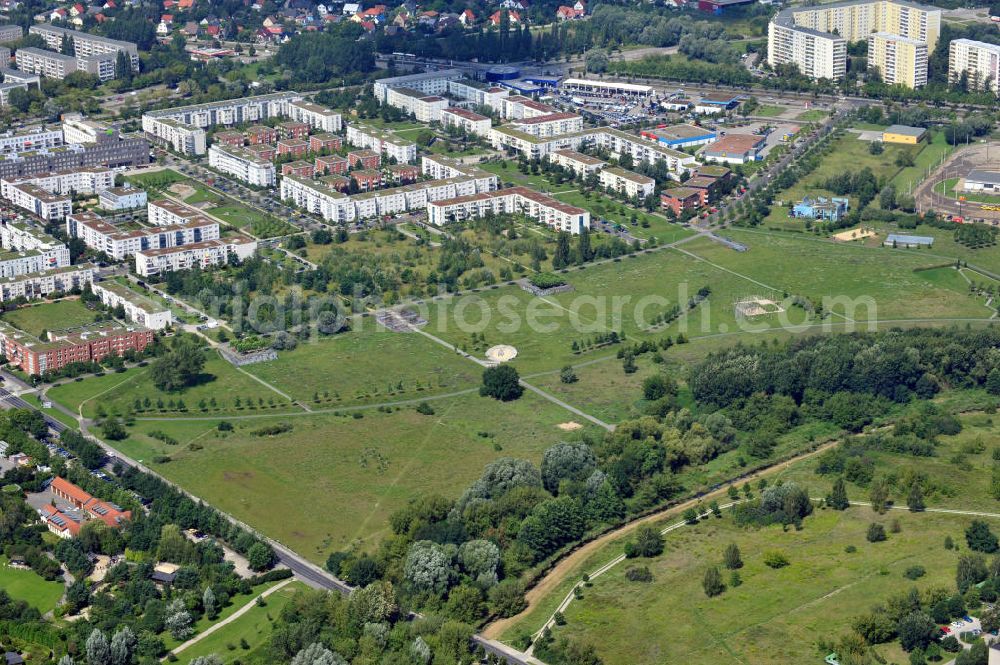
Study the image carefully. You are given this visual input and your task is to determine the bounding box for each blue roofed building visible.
[792,196,849,222]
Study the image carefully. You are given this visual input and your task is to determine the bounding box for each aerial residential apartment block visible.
[134,236,258,277]
[281,156,498,224]
[384,87,449,123]
[439,108,492,137]
[549,150,606,177]
[768,0,940,83]
[208,144,276,186]
[509,112,584,138]
[949,39,1000,95]
[142,92,303,155]
[869,32,928,88]
[66,210,219,260]
[0,264,95,302]
[2,183,72,221]
[285,100,342,133]
[345,123,418,164]
[599,167,656,199]
[427,187,591,234]
[0,319,153,375]
[91,281,173,330]
[29,25,139,72]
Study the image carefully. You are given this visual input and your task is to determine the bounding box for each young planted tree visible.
[827,477,850,510]
[702,566,725,597]
[723,543,743,570]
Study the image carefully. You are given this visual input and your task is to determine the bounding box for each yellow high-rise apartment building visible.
[869,32,928,88]
[768,0,940,86]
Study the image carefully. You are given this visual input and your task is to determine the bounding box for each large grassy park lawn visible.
[47,350,300,418]
[682,228,991,321]
[2,299,97,336]
[0,556,65,613]
[548,508,973,665]
[111,391,589,560]
[175,582,305,665]
[505,405,1000,665]
[243,329,480,405]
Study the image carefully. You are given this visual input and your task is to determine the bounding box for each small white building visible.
[99,187,147,211]
[964,170,1000,194]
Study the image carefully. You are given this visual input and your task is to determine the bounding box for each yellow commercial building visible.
[881,124,927,144]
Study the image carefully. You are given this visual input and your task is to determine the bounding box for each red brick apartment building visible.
[277,121,309,140]
[309,134,342,153]
[245,125,277,145]
[315,155,349,175]
[0,321,153,376]
[347,150,380,170]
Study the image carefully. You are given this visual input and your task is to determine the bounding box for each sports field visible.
[0,556,65,614]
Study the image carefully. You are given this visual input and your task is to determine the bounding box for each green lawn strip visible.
[109,391,592,560]
[2,300,100,337]
[124,169,188,190]
[47,350,301,419]
[160,580,286,652]
[795,109,828,122]
[174,582,305,665]
[0,555,65,614]
[21,393,79,430]
[754,105,786,117]
[242,329,482,405]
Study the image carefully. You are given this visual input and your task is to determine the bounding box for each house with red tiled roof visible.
[40,504,83,538]
[45,477,132,536]
[489,9,519,24]
[556,4,584,19]
[178,0,194,8]
[70,3,86,16]
[93,12,107,22]
[49,7,67,20]
[459,8,475,25]
[162,0,176,8]
[161,13,173,22]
